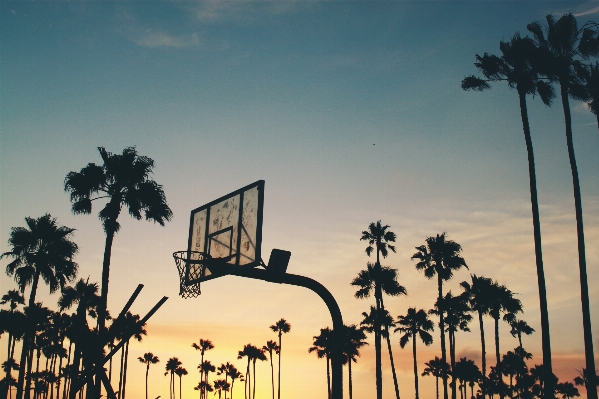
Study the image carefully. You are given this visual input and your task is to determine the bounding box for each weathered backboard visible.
[185,180,264,285]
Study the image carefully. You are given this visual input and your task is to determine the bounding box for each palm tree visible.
[64,147,173,339]
[462,31,556,393]
[138,353,159,399]
[165,358,182,399]
[556,382,580,399]
[412,233,467,399]
[309,328,333,399]
[341,325,368,399]
[175,367,187,399]
[198,361,215,399]
[452,358,481,399]
[237,346,252,399]
[359,305,403,399]
[194,382,212,399]
[429,292,472,399]
[527,15,598,399]
[1,290,25,399]
[249,347,266,399]
[116,313,146,399]
[422,357,450,399]
[213,380,230,399]
[262,341,279,399]
[2,214,78,399]
[460,275,494,384]
[192,339,214,399]
[269,319,290,399]
[488,284,522,367]
[509,319,535,349]
[395,308,434,399]
[226,366,243,399]
[359,221,397,399]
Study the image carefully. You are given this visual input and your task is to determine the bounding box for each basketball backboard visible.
[184,180,264,286]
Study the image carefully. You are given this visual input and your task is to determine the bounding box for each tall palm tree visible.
[1,290,25,399]
[412,233,467,399]
[395,308,434,399]
[175,367,187,399]
[309,328,333,399]
[359,221,397,399]
[509,319,535,349]
[192,339,214,399]
[359,305,403,399]
[460,274,494,389]
[269,319,290,399]
[2,214,78,399]
[198,361,215,399]
[116,312,146,399]
[488,284,522,367]
[422,357,450,399]
[527,15,599,399]
[462,32,556,393]
[249,346,266,399]
[194,382,212,399]
[64,147,173,340]
[262,341,279,399]
[237,346,252,399]
[429,292,472,399]
[226,365,243,399]
[341,325,368,399]
[165,358,182,399]
[138,353,159,399]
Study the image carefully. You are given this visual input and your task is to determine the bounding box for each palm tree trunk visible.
[245,360,250,399]
[252,361,257,399]
[270,352,274,399]
[117,347,124,399]
[450,330,456,399]
[437,275,448,399]
[24,342,35,399]
[478,310,486,397]
[4,333,13,399]
[494,317,500,367]
[277,333,281,399]
[518,89,553,399]
[179,376,182,399]
[326,356,331,399]
[348,359,353,399]
[413,333,419,399]
[435,377,439,399]
[145,365,149,399]
[558,82,597,399]
[17,271,42,399]
[374,253,383,399]
[384,327,400,399]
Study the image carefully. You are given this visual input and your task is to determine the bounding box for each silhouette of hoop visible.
[173,251,209,298]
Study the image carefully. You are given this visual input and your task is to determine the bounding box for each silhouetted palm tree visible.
[138,353,159,399]
[462,32,556,395]
[226,366,243,399]
[452,358,481,399]
[249,346,266,399]
[192,339,213,399]
[460,275,494,383]
[359,221,396,399]
[262,341,279,399]
[213,380,230,399]
[64,147,172,340]
[395,308,434,399]
[412,233,467,399]
[194,382,212,399]
[488,284,522,367]
[509,319,535,349]
[309,327,333,399]
[269,319,290,399]
[429,292,472,399]
[1,289,25,399]
[165,358,182,399]
[175,367,187,399]
[556,382,580,399]
[527,15,599,399]
[237,346,252,399]
[2,215,78,399]
[341,325,368,399]
[422,357,450,399]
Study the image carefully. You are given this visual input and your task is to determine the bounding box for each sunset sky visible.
[1,1,598,399]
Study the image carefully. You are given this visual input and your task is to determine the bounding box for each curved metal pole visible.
[229,268,344,399]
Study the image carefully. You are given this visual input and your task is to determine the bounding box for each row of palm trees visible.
[0,284,146,399]
[1,146,173,399]
[322,220,595,399]
[462,13,597,399]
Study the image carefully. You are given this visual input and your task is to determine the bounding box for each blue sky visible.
[1,2,598,398]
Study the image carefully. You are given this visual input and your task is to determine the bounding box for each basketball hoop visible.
[173,251,209,298]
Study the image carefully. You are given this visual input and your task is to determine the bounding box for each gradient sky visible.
[1,2,598,399]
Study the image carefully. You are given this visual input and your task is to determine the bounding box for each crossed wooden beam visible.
[70,285,168,399]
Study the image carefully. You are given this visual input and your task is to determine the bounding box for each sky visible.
[1,1,598,399]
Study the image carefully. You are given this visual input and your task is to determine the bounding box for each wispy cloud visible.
[573,4,599,17]
[131,31,200,49]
